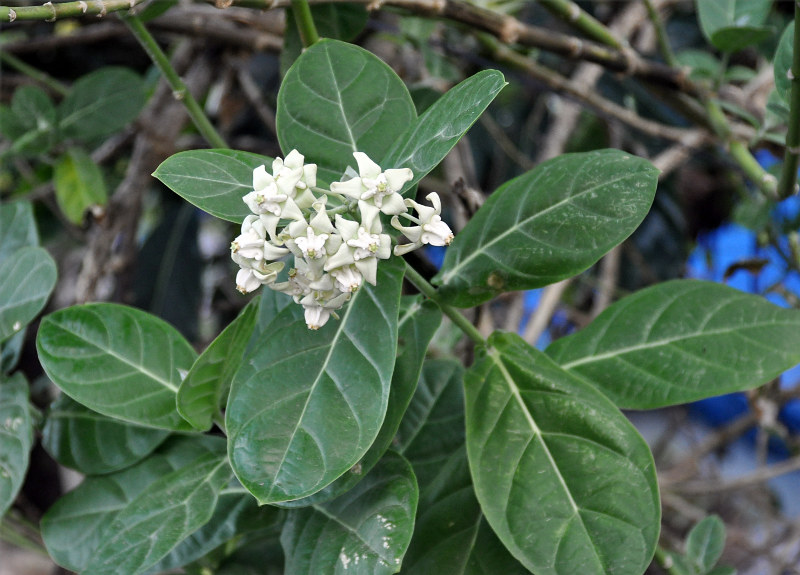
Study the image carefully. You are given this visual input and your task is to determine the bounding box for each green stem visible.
[0,0,146,22]
[653,545,680,574]
[0,516,48,557]
[0,51,69,95]
[122,15,229,149]
[403,261,486,347]
[291,0,319,47]
[642,0,677,67]
[536,0,623,49]
[778,3,800,200]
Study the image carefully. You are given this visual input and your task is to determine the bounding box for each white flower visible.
[391,192,454,256]
[330,265,363,293]
[235,261,283,294]
[330,152,412,216]
[298,286,351,330]
[294,226,329,260]
[325,215,390,286]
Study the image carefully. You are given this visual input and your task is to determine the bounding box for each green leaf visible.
[153,149,270,223]
[0,201,39,264]
[276,38,416,185]
[281,451,418,574]
[53,147,107,225]
[397,358,465,490]
[83,452,233,575]
[686,515,726,574]
[434,150,658,307]
[279,296,441,507]
[775,22,794,105]
[37,303,197,430]
[0,373,33,518]
[466,332,660,575]
[178,301,258,430]
[383,70,506,191]
[227,259,404,503]
[3,85,57,154]
[42,394,169,475]
[147,492,282,573]
[0,246,57,344]
[58,67,146,142]
[697,0,772,52]
[706,567,736,575]
[41,435,225,572]
[546,280,800,409]
[402,448,528,575]
[282,3,368,76]
[256,286,294,334]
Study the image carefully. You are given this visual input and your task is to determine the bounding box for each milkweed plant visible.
[2,0,800,573]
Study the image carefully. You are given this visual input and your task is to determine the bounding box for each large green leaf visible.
[402,448,528,575]
[396,358,465,490]
[0,201,38,264]
[697,0,772,52]
[58,67,146,142]
[227,259,404,504]
[41,435,225,572]
[3,85,57,155]
[466,332,660,575]
[546,280,800,409]
[53,147,108,225]
[276,39,416,185]
[83,452,232,575]
[37,303,197,430]
[775,22,795,105]
[178,300,259,431]
[281,451,418,574]
[147,492,282,574]
[0,246,57,344]
[153,149,271,224]
[434,150,658,307]
[0,373,33,518]
[42,394,169,475]
[280,296,441,507]
[382,70,506,191]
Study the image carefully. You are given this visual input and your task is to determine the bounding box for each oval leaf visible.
[280,451,418,574]
[54,147,107,225]
[58,67,145,142]
[546,280,800,409]
[697,0,772,52]
[466,332,660,575]
[0,246,57,344]
[0,201,39,264]
[42,394,169,475]
[0,373,33,518]
[383,70,506,191]
[434,150,658,307]
[41,435,226,572]
[178,300,259,430]
[153,149,271,223]
[775,21,794,104]
[280,296,441,507]
[83,452,232,575]
[37,303,197,430]
[226,259,404,503]
[686,515,726,573]
[276,38,416,185]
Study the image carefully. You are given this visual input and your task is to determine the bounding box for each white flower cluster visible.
[231,150,454,330]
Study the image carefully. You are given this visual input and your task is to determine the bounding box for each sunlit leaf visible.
[37,303,197,430]
[697,0,772,52]
[53,147,107,225]
[547,280,800,409]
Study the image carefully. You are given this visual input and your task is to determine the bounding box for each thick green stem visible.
[122,15,229,149]
[403,262,486,347]
[291,0,319,47]
[0,0,146,22]
[536,0,623,49]
[0,51,69,95]
[778,3,800,200]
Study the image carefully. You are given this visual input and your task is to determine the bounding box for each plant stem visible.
[290,0,319,47]
[778,4,800,200]
[536,0,623,49]
[0,0,146,22]
[403,261,486,347]
[0,515,48,557]
[122,14,229,150]
[642,0,677,67]
[0,51,69,96]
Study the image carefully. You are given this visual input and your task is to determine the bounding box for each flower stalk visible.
[290,0,319,47]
